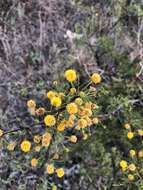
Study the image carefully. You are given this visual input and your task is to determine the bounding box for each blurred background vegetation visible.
[0,0,143,189]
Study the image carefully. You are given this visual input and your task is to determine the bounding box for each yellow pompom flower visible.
[35,107,45,116]
[52,184,57,190]
[138,150,143,158]
[79,91,86,97]
[75,98,83,105]
[78,118,88,128]
[128,174,134,181]
[66,103,78,114]
[57,120,66,132]
[85,102,92,109]
[20,140,31,152]
[83,108,92,117]
[44,115,56,126]
[42,133,52,147]
[129,150,136,157]
[31,158,38,167]
[7,142,16,151]
[27,100,36,108]
[56,168,65,178]
[51,97,62,107]
[70,135,77,143]
[33,135,41,144]
[47,91,57,100]
[34,145,41,152]
[91,73,101,84]
[138,129,143,136]
[92,117,99,125]
[65,69,77,82]
[46,164,54,174]
[127,132,134,139]
[128,164,136,172]
[0,129,3,137]
[124,123,131,129]
[120,160,127,170]
[70,87,76,95]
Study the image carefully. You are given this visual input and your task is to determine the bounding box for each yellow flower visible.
[85,102,92,109]
[46,164,54,174]
[78,118,88,128]
[129,150,136,157]
[91,73,101,84]
[34,145,41,152]
[128,164,136,172]
[128,174,134,181]
[85,116,92,126]
[124,123,131,129]
[44,115,56,126]
[42,133,52,147]
[127,132,134,139]
[0,129,3,137]
[20,140,31,152]
[83,108,92,117]
[33,135,41,144]
[35,107,45,116]
[69,114,76,121]
[56,168,65,178]
[138,129,143,136]
[27,100,36,108]
[31,158,38,167]
[52,184,57,190]
[92,117,99,125]
[79,91,86,97]
[66,103,78,114]
[7,142,16,151]
[70,88,76,95]
[57,120,66,132]
[138,150,143,158]
[120,160,127,170]
[75,98,83,105]
[51,97,62,107]
[70,135,77,143]
[65,69,77,82]
[47,91,57,100]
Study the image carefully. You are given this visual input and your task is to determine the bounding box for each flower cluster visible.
[119,123,143,183]
[0,69,102,188]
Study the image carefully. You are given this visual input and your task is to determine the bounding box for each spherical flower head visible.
[33,135,41,144]
[129,150,136,157]
[128,164,136,172]
[66,103,78,114]
[79,91,86,98]
[44,115,56,126]
[65,69,77,82]
[92,117,99,125]
[91,73,101,84]
[138,150,143,158]
[56,168,65,178]
[70,88,76,95]
[127,132,134,139]
[47,91,57,100]
[138,129,143,136]
[46,164,54,174]
[51,97,62,107]
[52,184,57,190]
[83,108,92,117]
[34,145,41,152]
[31,158,38,167]
[27,100,36,108]
[124,123,131,129]
[120,160,127,170]
[57,120,66,132]
[20,140,31,152]
[128,174,134,181]
[70,135,77,143]
[7,142,16,151]
[35,107,45,116]
[75,98,83,106]
[42,133,52,147]
[0,129,3,137]
[78,118,88,128]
